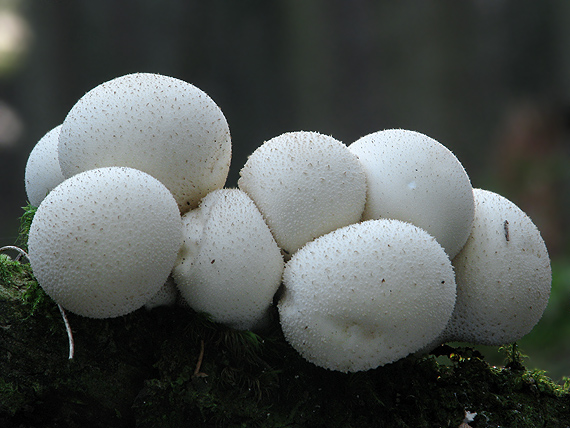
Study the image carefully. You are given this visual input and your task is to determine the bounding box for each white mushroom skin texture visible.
[444,188,551,346]
[144,276,179,310]
[58,72,231,213]
[172,188,284,331]
[25,124,65,207]
[238,131,366,256]
[28,167,183,318]
[278,219,456,373]
[348,129,475,258]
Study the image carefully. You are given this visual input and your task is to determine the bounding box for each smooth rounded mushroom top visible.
[238,131,366,256]
[348,129,474,258]
[25,124,65,207]
[172,188,284,331]
[278,218,456,372]
[58,72,231,213]
[28,167,183,318]
[443,188,551,346]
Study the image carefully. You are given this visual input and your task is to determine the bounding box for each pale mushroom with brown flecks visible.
[28,167,183,319]
[348,129,474,258]
[24,124,65,207]
[172,188,284,331]
[278,218,456,373]
[58,72,231,213]
[443,188,551,346]
[239,131,366,257]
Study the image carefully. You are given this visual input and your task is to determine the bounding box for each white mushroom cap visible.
[172,188,284,330]
[443,188,551,346]
[238,131,366,256]
[58,73,231,213]
[24,124,65,207]
[348,129,475,258]
[28,167,183,318]
[278,219,456,372]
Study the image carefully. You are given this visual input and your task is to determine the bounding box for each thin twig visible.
[0,245,75,360]
[58,304,75,359]
[0,245,29,261]
[193,339,208,378]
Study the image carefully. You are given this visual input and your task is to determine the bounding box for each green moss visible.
[1,205,569,427]
[0,252,56,320]
[15,203,37,252]
[133,318,569,428]
[1,262,569,427]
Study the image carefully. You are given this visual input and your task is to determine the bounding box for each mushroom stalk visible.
[0,245,75,360]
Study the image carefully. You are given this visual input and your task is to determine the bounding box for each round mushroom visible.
[278,219,456,372]
[443,188,552,346]
[28,167,183,318]
[348,129,475,258]
[144,276,179,310]
[58,72,232,213]
[172,188,284,331]
[24,124,65,207]
[238,131,366,256]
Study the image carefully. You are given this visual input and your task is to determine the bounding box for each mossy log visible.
[1,254,569,428]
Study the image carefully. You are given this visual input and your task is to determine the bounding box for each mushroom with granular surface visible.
[145,276,179,310]
[58,72,231,213]
[28,167,183,318]
[24,124,65,207]
[348,129,474,258]
[442,188,552,346]
[238,131,366,257]
[278,218,456,373]
[172,188,284,331]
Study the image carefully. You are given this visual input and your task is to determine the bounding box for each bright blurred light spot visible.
[0,101,23,148]
[0,8,31,76]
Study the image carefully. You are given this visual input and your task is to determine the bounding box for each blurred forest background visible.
[0,1,569,380]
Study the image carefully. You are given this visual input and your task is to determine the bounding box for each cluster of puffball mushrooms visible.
[23,73,552,373]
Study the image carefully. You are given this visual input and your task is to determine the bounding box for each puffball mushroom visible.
[144,276,179,310]
[348,129,475,258]
[172,188,284,331]
[58,72,231,213]
[238,131,367,256]
[24,124,65,207]
[278,219,456,373]
[443,188,551,346]
[28,167,183,318]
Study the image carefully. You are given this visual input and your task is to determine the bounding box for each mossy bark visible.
[1,255,569,428]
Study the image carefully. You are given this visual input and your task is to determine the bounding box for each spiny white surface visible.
[58,72,231,213]
[172,188,284,331]
[278,219,456,373]
[348,129,474,258]
[444,188,551,346]
[144,276,179,310]
[28,167,183,318]
[238,131,366,256]
[24,124,65,207]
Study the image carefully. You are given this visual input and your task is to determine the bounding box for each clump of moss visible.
[15,203,36,252]
[133,319,570,428]
[1,205,569,427]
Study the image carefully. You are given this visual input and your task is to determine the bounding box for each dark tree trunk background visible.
[4,0,570,197]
